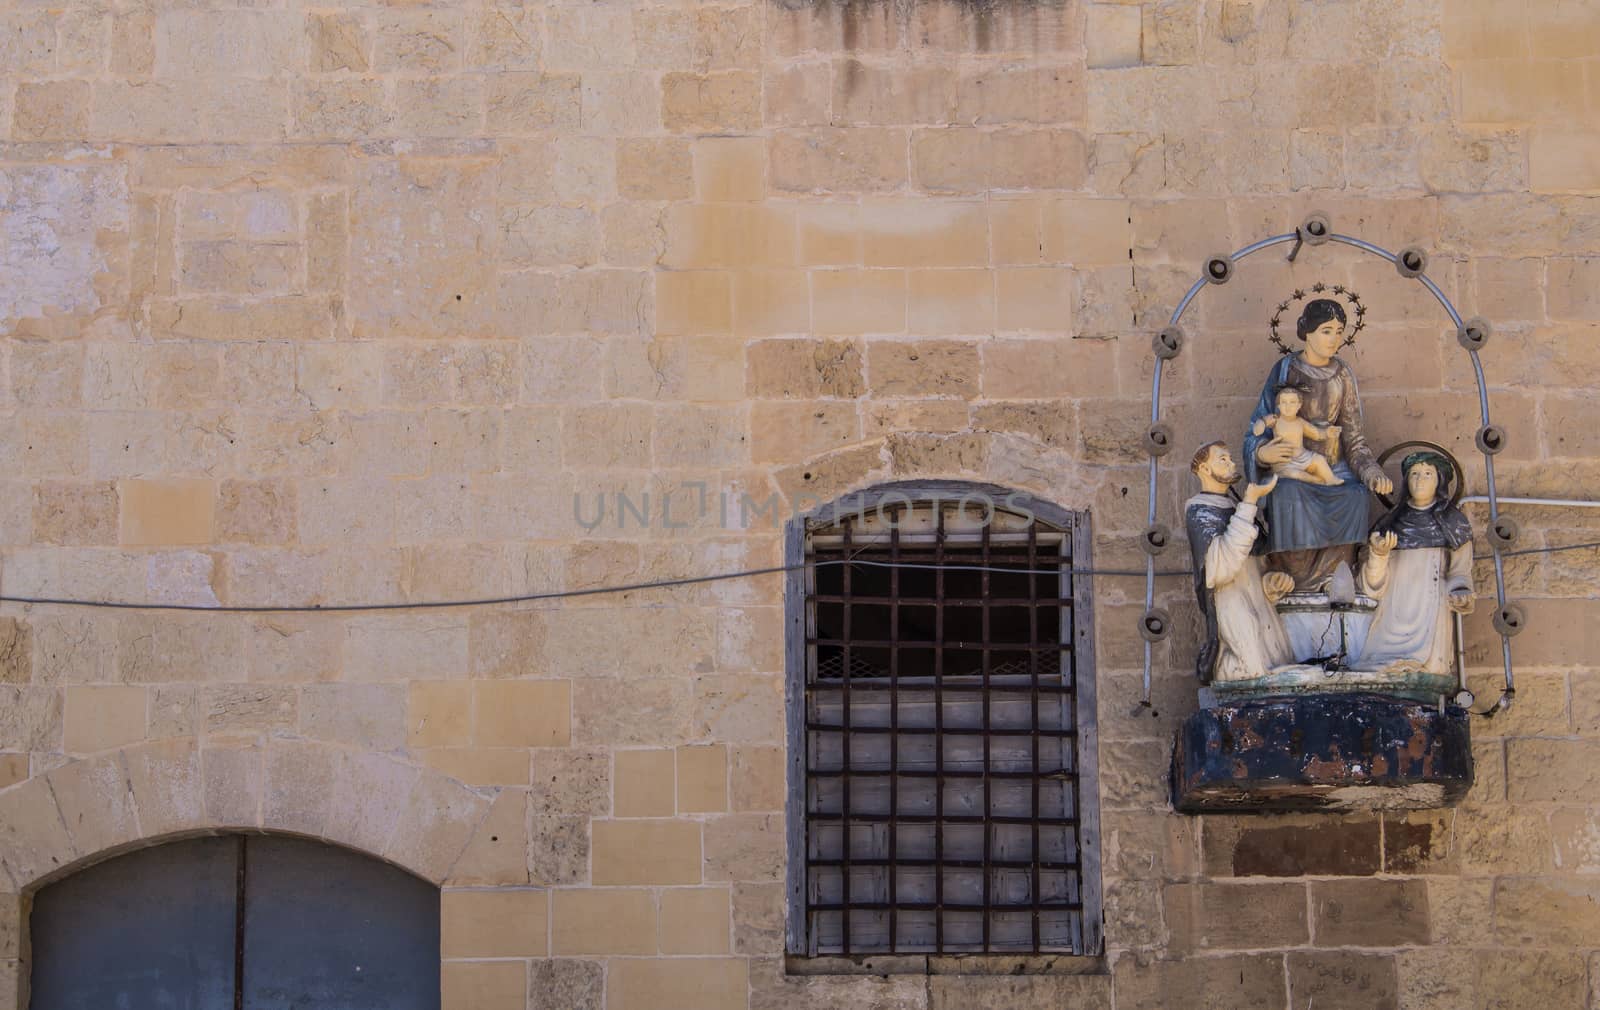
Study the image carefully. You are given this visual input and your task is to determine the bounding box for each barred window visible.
[784,482,1102,961]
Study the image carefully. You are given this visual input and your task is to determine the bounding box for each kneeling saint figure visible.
[1186,441,1296,683]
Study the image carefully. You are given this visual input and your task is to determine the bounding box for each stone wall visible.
[0,0,1598,1006]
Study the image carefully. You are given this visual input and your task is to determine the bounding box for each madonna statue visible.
[1243,299,1394,590]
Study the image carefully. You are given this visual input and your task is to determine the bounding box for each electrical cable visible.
[0,538,1593,614]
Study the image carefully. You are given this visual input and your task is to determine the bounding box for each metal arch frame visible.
[1143,228,1515,713]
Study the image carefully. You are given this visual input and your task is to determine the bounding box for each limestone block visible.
[832,61,955,126]
[300,684,405,750]
[1112,951,1287,1010]
[811,270,906,336]
[449,789,530,886]
[124,738,203,837]
[13,82,90,141]
[552,889,658,954]
[204,684,296,735]
[694,137,765,202]
[608,958,747,1010]
[349,158,497,339]
[244,616,340,684]
[530,749,609,817]
[1508,738,1600,802]
[0,777,74,889]
[0,621,29,687]
[442,888,548,957]
[306,12,368,73]
[731,882,783,955]
[468,9,540,70]
[747,957,926,1010]
[729,747,785,813]
[581,73,662,135]
[676,745,728,813]
[293,80,391,141]
[868,340,981,398]
[983,337,1116,400]
[474,681,570,748]
[659,886,732,954]
[546,7,635,70]
[617,138,693,201]
[324,749,420,859]
[615,749,676,817]
[746,339,863,398]
[1163,880,1309,953]
[656,271,733,336]
[1286,952,1398,1010]
[692,674,783,743]
[770,128,909,193]
[118,478,214,546]
[0,756,26,791]
[0,12,55,76]
[485,74,580,134]
[262,741,336,836]
[703,813,782,883]
[530,814,589,886]
[423,748,530,787]
[344,615,468,682]
[927,976,1113,1010]
[385,770,491,884]
[63,685,144,754]
[662,72,760,133]
[591,819,701,885]
[1460,59,1585,124]
[201,742,260,832]
[995,268,1073,333]
[441,961,525,1010]
[765,63,831,128]
[1310,878,1430,946]
[957,64,1084,125]
[48,754,140,858]
[1086,4,1143,69]
[372,10,462,72]
[497,269,651,337]
[528,960,603,1010]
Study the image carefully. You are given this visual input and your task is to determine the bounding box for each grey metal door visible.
[29,835,440,1010]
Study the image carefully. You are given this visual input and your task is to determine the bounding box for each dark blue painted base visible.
[1172,693,1473,813]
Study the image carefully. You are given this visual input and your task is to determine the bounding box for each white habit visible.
[1188,495,1294,681]
[1358,542,1473,675]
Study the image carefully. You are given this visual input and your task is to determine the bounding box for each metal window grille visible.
[787,488,1100,957]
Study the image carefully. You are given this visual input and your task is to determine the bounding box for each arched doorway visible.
[29,834,440,1010]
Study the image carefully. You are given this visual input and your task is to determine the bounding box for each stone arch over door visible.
[29,832,441,1010]
[0,736,498,1008]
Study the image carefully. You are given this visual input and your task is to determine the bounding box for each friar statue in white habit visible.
[1357,450,1476,675]
[1185,441,1297,683]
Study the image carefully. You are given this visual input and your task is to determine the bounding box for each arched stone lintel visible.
[0,737,495,895]
[772,430,1106,519]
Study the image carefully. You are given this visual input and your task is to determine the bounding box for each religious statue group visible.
[1185,298,1476,688]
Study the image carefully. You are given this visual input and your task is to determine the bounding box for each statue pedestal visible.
[1171,693,1472,813]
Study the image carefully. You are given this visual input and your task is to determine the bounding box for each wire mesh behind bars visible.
[803,501,1083,955]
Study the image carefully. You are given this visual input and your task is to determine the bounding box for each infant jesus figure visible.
[1250,384,1342,486]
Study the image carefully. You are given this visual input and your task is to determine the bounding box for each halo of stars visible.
[1268,282,1366,355]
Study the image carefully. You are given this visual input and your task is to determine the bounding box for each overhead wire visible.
[0,538,1592,614]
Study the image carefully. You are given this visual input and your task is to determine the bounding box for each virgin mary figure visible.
[1357,452,1475,675]
[1244,299,1394,590]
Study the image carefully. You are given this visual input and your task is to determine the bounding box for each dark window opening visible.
[792,490,1099,959]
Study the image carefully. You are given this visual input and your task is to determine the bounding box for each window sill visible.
[784,953,1108,977]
